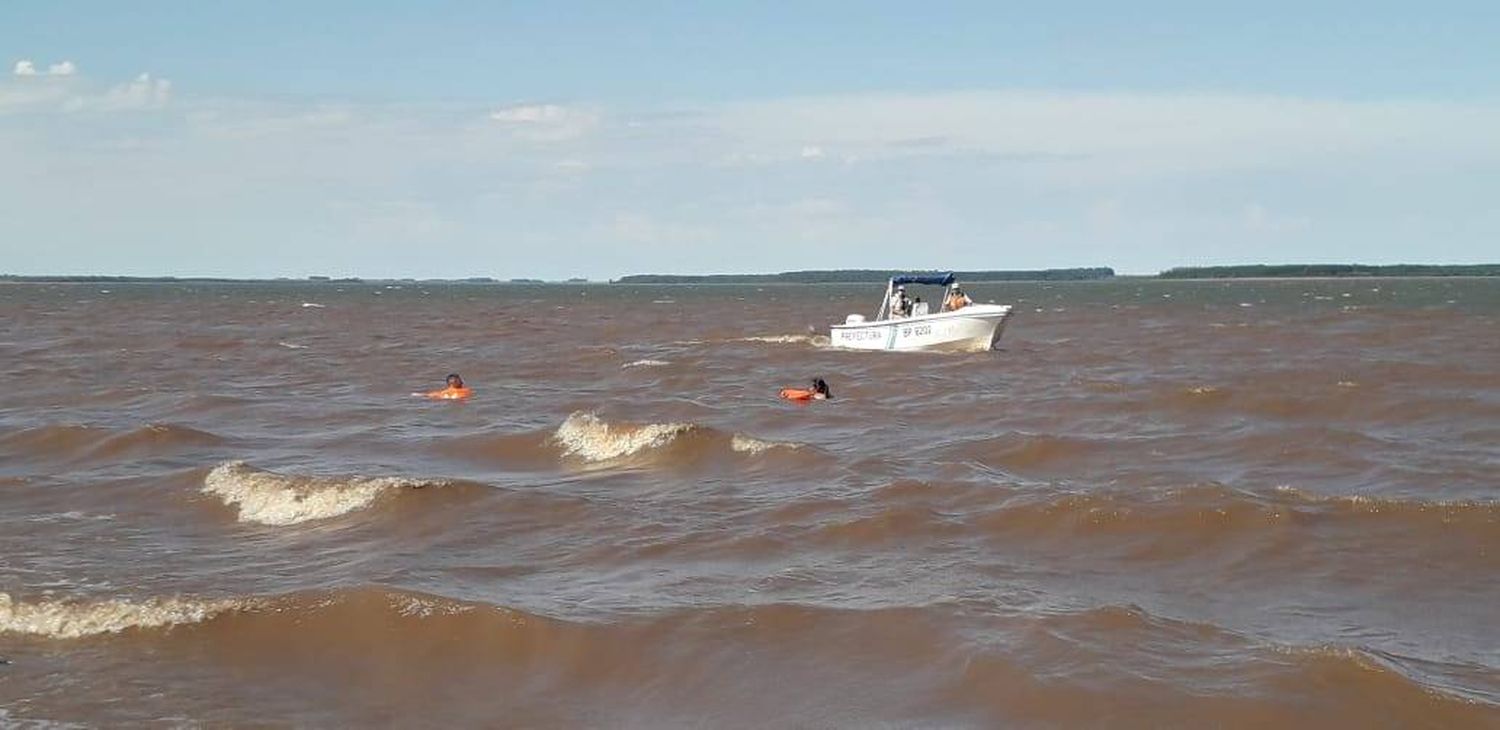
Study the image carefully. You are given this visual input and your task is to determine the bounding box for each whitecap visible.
[0,592,247,639]
[202,461,440,526]
[550,412,693,462]
[729,435,802,455]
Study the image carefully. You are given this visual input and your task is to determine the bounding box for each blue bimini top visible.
[890,273,956,287]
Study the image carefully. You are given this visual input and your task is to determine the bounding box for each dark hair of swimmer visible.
[446,373,464,388]
[811,377,832,399]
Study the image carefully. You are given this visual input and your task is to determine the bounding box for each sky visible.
[2,2,1497,279]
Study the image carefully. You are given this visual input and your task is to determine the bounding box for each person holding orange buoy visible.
[780,377,833,401]
[420,373,472,400]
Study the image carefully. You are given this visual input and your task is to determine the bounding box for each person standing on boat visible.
[890,286,912,318]
[945,284,972,312]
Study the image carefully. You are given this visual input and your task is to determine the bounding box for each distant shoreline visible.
[2,264,1496,285]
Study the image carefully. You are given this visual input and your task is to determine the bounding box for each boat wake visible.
[734,334,828,346]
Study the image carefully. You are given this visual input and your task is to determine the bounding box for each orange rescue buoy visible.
[424,387,472,400]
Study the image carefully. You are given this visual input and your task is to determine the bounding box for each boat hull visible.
[828,305,1013,352]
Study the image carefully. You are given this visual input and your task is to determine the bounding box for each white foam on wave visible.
[550,412,694,462]
[0,592,247,639]
[26,511,115,524]
[203,461,439,526]
[300,302,325,308]
[1270,484,1492,512]
[729,435,802,455]
[391,593,475,618]
[621,359,670,369]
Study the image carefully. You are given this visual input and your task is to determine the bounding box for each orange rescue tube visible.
[779,388,816,401]
[425,387,472,400]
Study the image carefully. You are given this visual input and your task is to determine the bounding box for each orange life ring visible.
[425,387,472,400]
[779,388,816,401]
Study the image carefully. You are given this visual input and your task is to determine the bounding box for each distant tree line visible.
[613,268,1116,284]
[1157,264,1500,279]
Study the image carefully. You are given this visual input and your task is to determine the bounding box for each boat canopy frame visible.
[875,273,958,320]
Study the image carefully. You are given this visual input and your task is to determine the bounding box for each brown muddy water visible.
[1,278,1497,728]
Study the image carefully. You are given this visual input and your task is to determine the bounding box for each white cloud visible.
[2,65,172,114]
[800,145,825,159]
[487,102,597,141]
[95,73,172,110]
[490,103,566,123]
[11,59,78,77]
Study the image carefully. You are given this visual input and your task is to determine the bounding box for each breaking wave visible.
[549,412,807,465]
[550,412,697,462]
[621,358,670,369]
[0,592,249,639]
[3,586,1490,720]
[201,461,452,526]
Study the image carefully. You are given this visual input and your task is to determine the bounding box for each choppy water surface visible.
[1,278,1497,727]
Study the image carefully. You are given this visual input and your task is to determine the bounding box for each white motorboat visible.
[828,274,1013,352]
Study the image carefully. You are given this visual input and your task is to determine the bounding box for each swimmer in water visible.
[778,377,833,401]
[417,373,471,399]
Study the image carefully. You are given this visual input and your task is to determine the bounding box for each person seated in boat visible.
[912,296,929,316]
[890,286,912,318]
[944,284,973,312]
